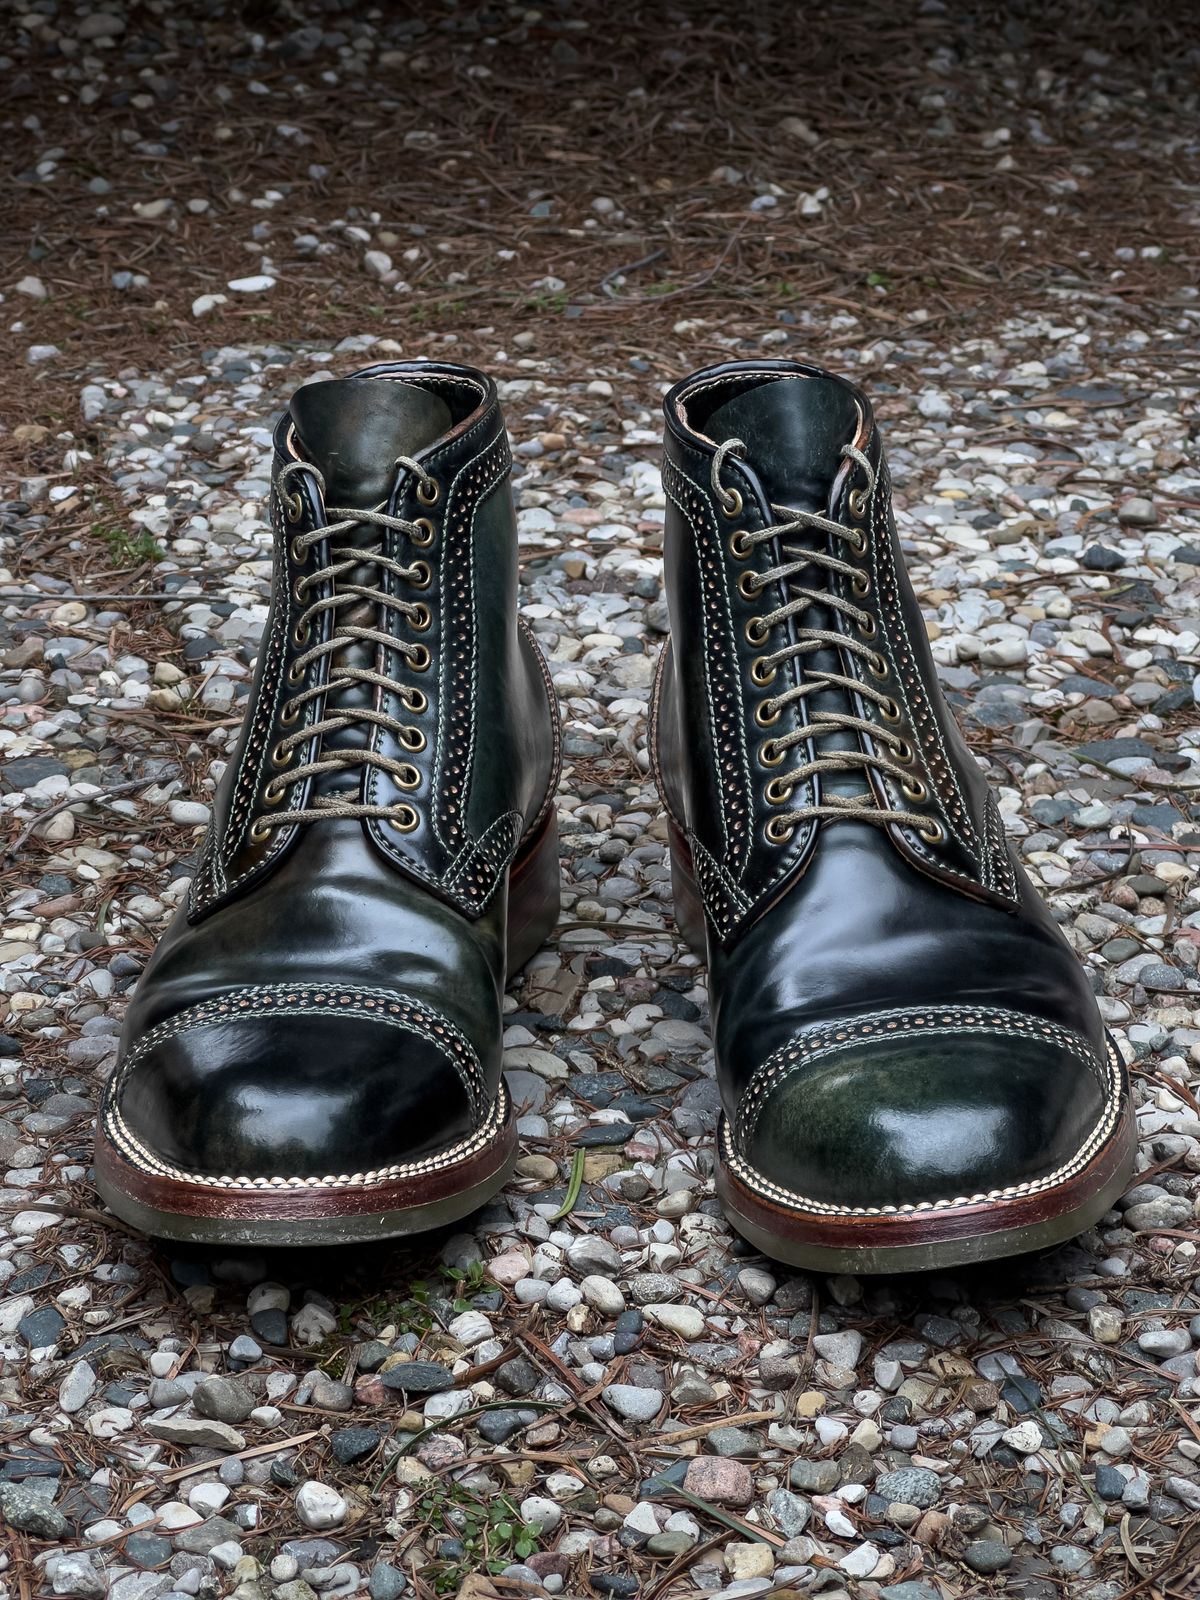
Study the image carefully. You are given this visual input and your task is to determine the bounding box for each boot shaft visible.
[190,362,559,924]
[654,359,1019,947]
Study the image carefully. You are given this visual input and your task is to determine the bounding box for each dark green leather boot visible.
[96,363,560,1245]
[651,360,1134,1272]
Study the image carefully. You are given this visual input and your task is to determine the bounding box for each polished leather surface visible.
[653,361,1117,1210]
[108,364,559,1182]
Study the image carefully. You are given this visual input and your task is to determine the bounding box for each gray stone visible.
[567,1235,623,1276]
[1117,497,1157,527]
[707,1426,761,1458]
[602,1384,663,1422]
[330,1427,381,1465]
[873,1467,942,1508]
[767,1487,811,1538]
[789,1459,839,1493]
[0,1482,68,1538]
[964,1540,1013,1574]
[379,1361,454,1395]
[45,1552,106,1598]
[145,1416,246,1452]
[192,1375,254,1424]
[368,1564,408,1600]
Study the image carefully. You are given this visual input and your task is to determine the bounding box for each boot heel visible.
[667,821,707,957]
[506,812,560,976]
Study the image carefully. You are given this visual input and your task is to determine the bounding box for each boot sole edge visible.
[716,1104,1136,1274]
[94,1087,517,1248]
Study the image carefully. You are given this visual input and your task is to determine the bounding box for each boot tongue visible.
[706,376,860,511]
[286,375,453,807]
[290,376,452,508]
[708,375,867,807]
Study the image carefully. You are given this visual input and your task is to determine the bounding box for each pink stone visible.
[487,1249,532,1287]
[683,1456,754,1507]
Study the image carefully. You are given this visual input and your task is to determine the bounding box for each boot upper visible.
[652,360,1126,1214]
[104,363,559,1185]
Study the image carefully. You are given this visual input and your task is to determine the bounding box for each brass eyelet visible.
[849,486,869,519]
[287,660,305,686]
[270,740,293,769]
[395,763,421,792]
[411,602,432,632]
[389,805,419,834]
[249,817,271,844]
[283,490,304,524]
[849,530,867,555]
[292,579,307,606]
[859,615,877,639]
[755,700,781,727]
[737,572,761,601]
[719,486,743,519]
[400,726,427,753]
[729,529,753,559]
[750,657,777,688]
[868,652,888,679]
[403,686,428,713]
[894,739,914,765]
[411,517,436,549]
[765,816,795,845]
[280,700,300,726]
[918,819,945,845]
[263,777,286,806]
[901,777,928,803]
[409,560,432,590]
[759,739,785,768]
[416,476,441,507]
[292,622,310,649]
[410,645,431,672]
[881,696,901,723]
[290,536,307,563]
[745,617,769,646]
[851,571,871,597]
[765,775,794,806]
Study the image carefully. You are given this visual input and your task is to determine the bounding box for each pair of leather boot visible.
[95,361,1134,1272]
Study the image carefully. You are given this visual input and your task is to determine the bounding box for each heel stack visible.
[506,812,561,975]
[667,821,707,957]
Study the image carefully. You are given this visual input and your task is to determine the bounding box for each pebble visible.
[294,1482,348,1531]
[602,1384,662,1423]
[964,1540,1013,1574]
[683,1458,754,1507]
[873,1468,941,1508]
[581,1274,626,1316]
[144,1417,246,1452]
[193,1374,254,1424]
[644,1302,706,1339]
[0,1482,68,1539]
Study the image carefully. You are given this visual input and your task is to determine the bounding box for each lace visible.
[251,454,437,838]
[711,438,942,847]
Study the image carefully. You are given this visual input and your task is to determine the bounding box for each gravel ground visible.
[3,5,1200,1600]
